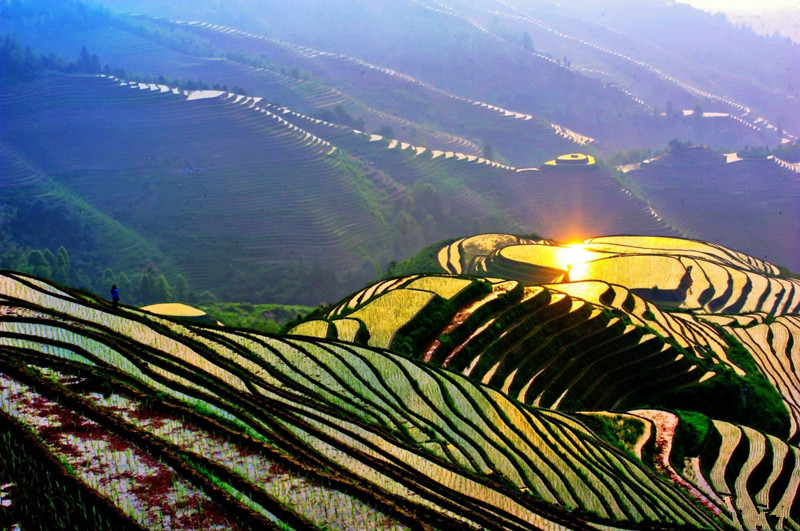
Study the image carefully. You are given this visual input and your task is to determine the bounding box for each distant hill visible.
[621,147,800,272]
[0,74,528,303]
[0,72,681,305]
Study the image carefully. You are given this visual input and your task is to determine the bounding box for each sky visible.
[678,0,799,14]
[678,0,800,42]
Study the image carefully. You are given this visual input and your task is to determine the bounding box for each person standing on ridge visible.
[111,284,120,308]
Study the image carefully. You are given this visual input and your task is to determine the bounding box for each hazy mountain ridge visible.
[0,0,798,302]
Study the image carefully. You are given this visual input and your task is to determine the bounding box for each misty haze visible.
[1,1,799,529]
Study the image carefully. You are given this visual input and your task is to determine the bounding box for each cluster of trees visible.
[388,179,485,259]
[0,36,127,82]
[117,15,314,85]
[0,35,64,80]
[608,137,800,168]
[0,243,191,307]
[0,34,251,97]
[773,141,800,161]
[662,102,703,120]
[127,72,248,95]
[98,264,190,307]
[0,195,190,306]
[313,105,366,131]
[0,230,372,307]
[2,1,317,98]
[110,14,215,59]
[606,148,658,166]
[738,141,800,162]
[667,138,694,154]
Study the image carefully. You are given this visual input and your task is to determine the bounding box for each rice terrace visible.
[2,0,800,530]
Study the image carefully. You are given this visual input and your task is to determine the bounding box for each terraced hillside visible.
[2,66,693,304]
[431,235,800,432]
[171,19,592,168]
[267,109,675,242]
[111,1,777,150]
[443,234,799,314]
[0,140,170,277]
[6,0,776,164]
[294,263,787,427]
[4,73,575,303]
[422,0,791,144]
[173,14,773,157]
[282,233,800,528]
[636,410,800,531]
[0,74,394,299]
[622,149,800,272]
[0,271,729,530]
[4,231,800,528]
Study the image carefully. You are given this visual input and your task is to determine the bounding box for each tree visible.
[668,138,691,155]
[116,272,132,303]
[522,31,533,51]
[100,268,116,293]
[153,275,170,302]
[76,46,101,74]
[378,125,394,138]
[42,249,57,271]
[138,272,156,305]
[409,181,442,221]
[27,250,51,278]
[53,246,71,284]
[174,275,190,302]
[56,246,70,272]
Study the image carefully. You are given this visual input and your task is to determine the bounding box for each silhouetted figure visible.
[110,284,119,308]
[677,265,693,298]
[564,264,572,283]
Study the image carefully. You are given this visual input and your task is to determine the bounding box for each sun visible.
[559,244,595,280]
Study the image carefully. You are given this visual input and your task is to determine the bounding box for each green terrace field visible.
[292,270,765,425]
[443,234,800,314]
[431,235,800,432]
[280,232,800,528]
[636,410,800,531]
[256,107,678,243]
[2,228,800,528]
[0,270,729,530]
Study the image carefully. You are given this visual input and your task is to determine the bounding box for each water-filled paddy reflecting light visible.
[560,244,594,280]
